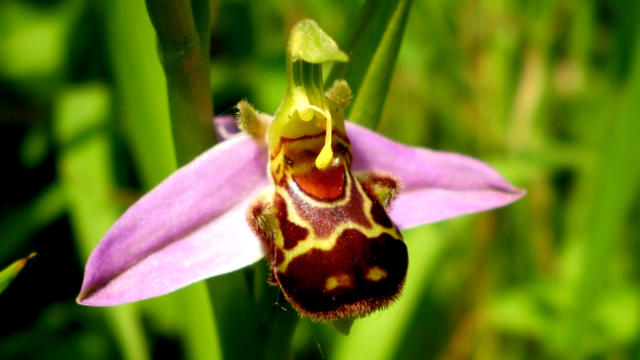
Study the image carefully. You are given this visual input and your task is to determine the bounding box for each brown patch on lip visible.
[369,200,393,228]
[274,193,309,250]
[274,228,407,321]
[286,171,371,238]
[292,166,346,201]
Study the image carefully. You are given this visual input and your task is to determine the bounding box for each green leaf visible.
[326,0,413,129]
[488,285,560,341]
[563,20,640,358]
[0,0,81,97]
[594,287,640,348]
[103,0,175,188]
[0,253,35,294]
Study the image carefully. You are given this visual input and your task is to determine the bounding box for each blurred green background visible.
[1,0,639,359]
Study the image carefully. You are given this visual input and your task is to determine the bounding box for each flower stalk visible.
[144,0,216,164]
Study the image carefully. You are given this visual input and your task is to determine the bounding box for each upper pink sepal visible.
[78,134,269,306]
[346,122,525,229]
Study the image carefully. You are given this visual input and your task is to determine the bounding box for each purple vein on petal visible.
[346,122,525,229]
[78,134,269,306]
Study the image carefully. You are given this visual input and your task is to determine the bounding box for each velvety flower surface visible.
[77,117,524,306]
[78,20,524,310]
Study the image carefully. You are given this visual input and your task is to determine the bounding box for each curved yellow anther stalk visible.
[315,112,333,170]
[295,103,335,170]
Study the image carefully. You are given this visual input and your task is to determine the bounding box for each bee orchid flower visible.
[77,20,524,321]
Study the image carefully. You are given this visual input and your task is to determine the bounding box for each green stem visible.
[207,263,299,360]
[143,3,224,360]
[145,0,216,165]
[263,300,299,360]
[206,270,261,359]
[254,262,299,360]
[191,0,212,56]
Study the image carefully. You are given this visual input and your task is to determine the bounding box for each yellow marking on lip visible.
[366,266,388,282]
[270,151,286,182]
[275,175,402,273]
[325,274,353,291]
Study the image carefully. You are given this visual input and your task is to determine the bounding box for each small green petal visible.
[288,19,349,64]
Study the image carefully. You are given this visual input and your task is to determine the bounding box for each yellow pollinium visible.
[316,139,333,170]
[314,112,334,171]
[294,97,335,171]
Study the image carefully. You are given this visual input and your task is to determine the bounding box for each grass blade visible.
[326,0,413,129]
[0,253,36,294]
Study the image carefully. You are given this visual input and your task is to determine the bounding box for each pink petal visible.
[78,135,269,306]
[346,122,525,229]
